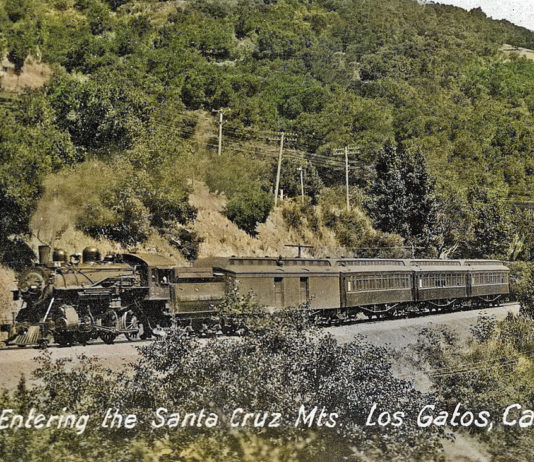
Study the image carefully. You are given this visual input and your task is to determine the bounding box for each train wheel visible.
[76,315,93,345]
[55,331,74,347]
[75,331,92,345]
[99,310,118,345]
[122,311,139,341]
[100,332,117,344]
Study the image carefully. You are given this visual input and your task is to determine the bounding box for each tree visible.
[467,186,513,259]
[0,98,76,268]
[367,144,441,255]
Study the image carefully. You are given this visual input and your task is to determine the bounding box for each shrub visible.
[167,227,203,261]
[224,189,273,235]
[0,299,446,461]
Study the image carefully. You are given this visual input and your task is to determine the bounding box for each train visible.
[0,244,510,347]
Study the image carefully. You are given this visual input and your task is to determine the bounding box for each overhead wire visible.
[152,122,365,167]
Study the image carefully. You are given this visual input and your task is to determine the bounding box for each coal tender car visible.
[2,249,509,347]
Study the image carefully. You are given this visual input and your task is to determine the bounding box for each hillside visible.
[2,0,534,267]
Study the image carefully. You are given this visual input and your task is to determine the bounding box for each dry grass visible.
[0,56,52,93]
[501,44,534,62]
[29,151,346,264]
[190,182,341,258]
[30,160,346,262]
[29,160,188,264]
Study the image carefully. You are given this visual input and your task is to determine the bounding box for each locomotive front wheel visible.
[100,310,119,344]
[100,332,117,344]
[55,331,74,347]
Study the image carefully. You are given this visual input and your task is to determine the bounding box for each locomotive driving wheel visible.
[99,310,118,345]
[122,310,139,341]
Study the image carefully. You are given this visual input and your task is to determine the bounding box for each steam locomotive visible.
[1,245,510,347]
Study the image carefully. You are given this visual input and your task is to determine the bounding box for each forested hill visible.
[2,0,534,268]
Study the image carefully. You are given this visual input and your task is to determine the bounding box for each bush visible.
[224,189,273,235]
[508,261,534,316]
[417,316,534,461]
[0,299,446,461]
[167,227,203,261]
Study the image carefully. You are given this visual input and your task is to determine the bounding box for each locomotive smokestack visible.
[38,245,51,265]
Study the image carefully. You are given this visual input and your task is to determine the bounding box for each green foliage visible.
[367,145,441,255]
[2,0,534,262]
[508,261,534,317]
[77,184,153,245]
[167,227,203,261]
[224,189,273,235]
[0,95,76,267]
[465,186,513,259]
[416,316,534,461]
[0,300,448,461]
[205,153,268,199]
[281,198,320,232]
[270,157,323,204]
[45,72,150,153]
[76,164,197,247]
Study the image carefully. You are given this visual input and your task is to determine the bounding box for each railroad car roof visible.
[174,267,220,279]
[338,265,414,273]
[196,256,509,273]
[462,264,509,271]
[335,259,407,266]
[214,264,340,275]
[123,253,176,268]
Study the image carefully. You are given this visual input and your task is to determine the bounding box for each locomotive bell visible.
[52,249,67,262]
[82,247,101,263]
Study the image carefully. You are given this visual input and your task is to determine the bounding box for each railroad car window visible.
[472,271,508,285]
[349,273,411,291]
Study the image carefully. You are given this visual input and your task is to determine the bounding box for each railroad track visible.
[0,301,519,351]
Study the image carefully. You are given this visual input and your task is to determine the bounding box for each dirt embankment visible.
[1,56,52,93]
[190,181,341,259]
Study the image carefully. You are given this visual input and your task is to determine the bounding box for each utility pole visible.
[274,132,284,206]
[270,131,297,206]
[333,145,358,211]
[297,167,305,203]
[212,109,226,156]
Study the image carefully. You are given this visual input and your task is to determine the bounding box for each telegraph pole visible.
[274,132,284,206]
[297,167,305,203]
[344,147,349,211]
[333,145,358,211]
[271,131,297,206]
[212,109,226,156]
